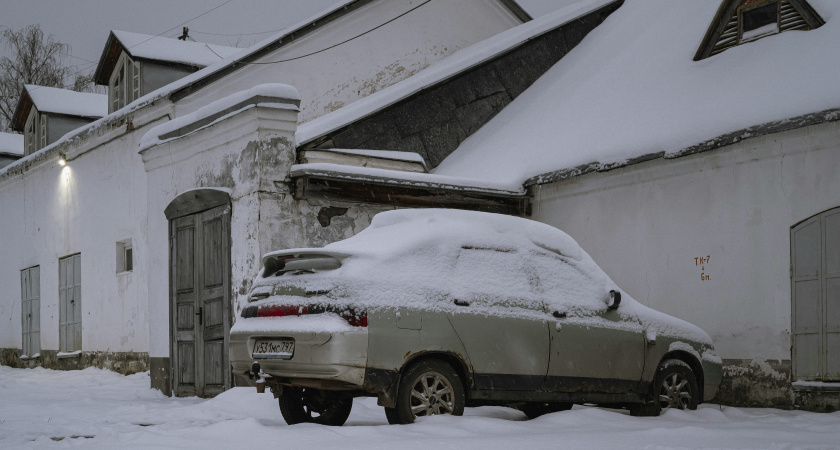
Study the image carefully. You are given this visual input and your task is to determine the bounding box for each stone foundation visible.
[1,348,148,375]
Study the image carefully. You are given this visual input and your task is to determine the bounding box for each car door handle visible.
[454,299,470,307]
[552,311,567,319]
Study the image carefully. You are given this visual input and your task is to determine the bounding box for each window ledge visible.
[792,381,840,392]
[57,350,82,359]
[117,270,133,276]
[19,353,41,360]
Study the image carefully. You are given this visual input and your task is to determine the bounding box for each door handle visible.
[196,307,203,325]
[553,311,567,319]
[453,299,470,307]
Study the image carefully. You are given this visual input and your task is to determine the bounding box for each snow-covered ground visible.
[1,366,838,449]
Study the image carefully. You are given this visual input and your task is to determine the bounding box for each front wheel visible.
[385,359,465,424]
[631,359,698,416]
[278,387,353,426]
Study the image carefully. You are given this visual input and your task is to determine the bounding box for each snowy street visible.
[1,366,838,449]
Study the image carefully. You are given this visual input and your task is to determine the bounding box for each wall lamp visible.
[58,153,67,166]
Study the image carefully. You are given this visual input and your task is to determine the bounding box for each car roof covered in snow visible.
[431,0,840,187]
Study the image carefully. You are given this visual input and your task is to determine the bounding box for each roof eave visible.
[94,31,123,85]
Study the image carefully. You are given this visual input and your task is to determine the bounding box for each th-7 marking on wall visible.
[694,255,711,281]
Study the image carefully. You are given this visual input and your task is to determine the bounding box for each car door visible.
[445,247,550,391]
[531,250,646,394]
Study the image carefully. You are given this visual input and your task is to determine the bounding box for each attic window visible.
[740,1,779,42]
[694,0,825,60]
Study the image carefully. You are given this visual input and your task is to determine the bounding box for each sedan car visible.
[229,209,721,425]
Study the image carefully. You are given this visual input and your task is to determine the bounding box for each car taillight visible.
[241,304,366,327]
[342,313,367,327]
[257,305,308,317]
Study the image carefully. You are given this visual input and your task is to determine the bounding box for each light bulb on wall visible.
[58,153,67,166]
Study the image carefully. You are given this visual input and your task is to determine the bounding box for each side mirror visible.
[607,290,621,310]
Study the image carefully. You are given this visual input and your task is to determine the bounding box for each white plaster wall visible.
[532,121,840,361]
[0,110,166,353]
[174,0,523,123]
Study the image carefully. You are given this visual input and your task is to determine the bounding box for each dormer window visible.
[694,0,824,61]
[109,53,140,113]
[740,1,779,42]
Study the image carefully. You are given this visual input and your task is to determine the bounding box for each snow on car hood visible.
[252,209,713,344]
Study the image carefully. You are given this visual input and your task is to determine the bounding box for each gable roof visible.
[10,85,107,132]
[94,30,241,85]
[0,132,24,157]
[432,0,839,188]
[296,0,618,148]
[694,0,824,60]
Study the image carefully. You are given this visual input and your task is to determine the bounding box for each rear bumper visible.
[229,326,369,388]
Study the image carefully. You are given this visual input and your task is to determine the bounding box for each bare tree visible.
[0,25,74,132]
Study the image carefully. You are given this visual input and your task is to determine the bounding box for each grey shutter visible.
[824,209,840,379]
[792,216,821,380]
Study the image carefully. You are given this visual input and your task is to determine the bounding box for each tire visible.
[385,359,465,424]
[631,359,698,417]
[278,387,353,426]
[520,402,572,419]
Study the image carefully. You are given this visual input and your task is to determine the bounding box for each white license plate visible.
[253,339,295,359]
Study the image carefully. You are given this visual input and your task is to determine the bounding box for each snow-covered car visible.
[229,209,721,425]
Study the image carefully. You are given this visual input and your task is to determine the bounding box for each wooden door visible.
[792,206,840,381]
[59,255,82,353]
[170,204,231,397]
[20,266,40,357]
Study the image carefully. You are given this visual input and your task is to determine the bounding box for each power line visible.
[124,0,232,51]
[205,0,431,65]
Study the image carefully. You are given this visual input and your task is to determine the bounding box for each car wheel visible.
[520,402,572,419]
[632,359,698,416]
[385,359,465,424]
[278,387,353,426]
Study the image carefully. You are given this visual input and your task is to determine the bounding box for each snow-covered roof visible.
[432,0,840,186]
[24,85,107,118]
[0,132,24,156]
[111,30,241,67]
[295,0,616,146]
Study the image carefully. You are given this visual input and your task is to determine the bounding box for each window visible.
[740,1,779,43]
[791,206,840,381]
[694,0,824,60]
[20,266,40,358]
[109,53,140,113]
[24,109,38,156]
[59,254,82,353]
[117,239,133,273]
[39,113,47,149]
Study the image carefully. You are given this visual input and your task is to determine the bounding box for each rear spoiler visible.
[261,249,351,276]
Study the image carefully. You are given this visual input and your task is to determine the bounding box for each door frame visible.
[165,189,232,397]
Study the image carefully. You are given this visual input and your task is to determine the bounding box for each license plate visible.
[253,339,295,360]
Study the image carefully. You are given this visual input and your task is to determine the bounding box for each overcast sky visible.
[0,0,572,85]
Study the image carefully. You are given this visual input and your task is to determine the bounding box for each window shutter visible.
[132,60,141,102]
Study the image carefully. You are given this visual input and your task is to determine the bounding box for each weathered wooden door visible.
[792,206,840,381]
[20,266,40,357]
[170,204,231,397]
[59,255,82,353]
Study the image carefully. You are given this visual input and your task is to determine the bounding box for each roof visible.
[0,132,24,156]
[94,30,241,85]
[432,0,840,187]
[10,85,107,132]
[296,0,616,147]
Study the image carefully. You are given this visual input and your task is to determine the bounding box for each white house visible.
[0,0,533,396]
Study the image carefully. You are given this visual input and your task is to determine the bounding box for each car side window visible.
[526,250,606,315]
[450,247,544,312]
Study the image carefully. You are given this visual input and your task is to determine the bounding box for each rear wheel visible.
[279,387,353,426]
[520,402,572,419]
[385,359,465,424]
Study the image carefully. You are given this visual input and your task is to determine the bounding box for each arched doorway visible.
[791,206,840,382]
[165,189,232,397]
